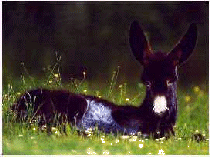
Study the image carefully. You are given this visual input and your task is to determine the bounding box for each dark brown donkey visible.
[12,21,197,138]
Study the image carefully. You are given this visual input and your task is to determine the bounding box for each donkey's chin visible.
[153,95,168,116]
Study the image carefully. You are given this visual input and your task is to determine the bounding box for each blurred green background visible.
[2,1,209,91]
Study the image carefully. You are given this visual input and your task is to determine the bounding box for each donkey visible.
[12,21,197,138]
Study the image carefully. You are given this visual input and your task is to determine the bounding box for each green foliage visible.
[2,66,209,155]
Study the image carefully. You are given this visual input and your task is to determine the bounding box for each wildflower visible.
[185,96,191,102]
[129,136,137,142]
[186,105,191,112]
[137,132,142,136]
[31,136,35,140]
[54,73,59,78]
[158,149,165,155]
[120,135,129,140]
[85,128,93,137]
[86,148,97,155]
[51,127,57,132]
[139,144,144,148]
[41,125,46,131]
[132,136,138,139]
[147,152,153,155]
[160,137,166,141]
[101,136,105,143]
[55,130,61,136]
[126,98,130,102]
[48,80,52,84]
[129,138,134,142]
[85,128,93,134]
[195,130,199,133]
[115,139,119,143]
[83,89,87,93]
[103,150,109,155]
[83,71,86,77]
[193,86,200,93]
[72,150,77,153]
[32,127,36,131]
[8,84,12,89]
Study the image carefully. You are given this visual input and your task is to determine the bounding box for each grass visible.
[2,64,209,155]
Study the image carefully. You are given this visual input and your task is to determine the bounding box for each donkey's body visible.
[13,89,145,135]
[12,21,197,138]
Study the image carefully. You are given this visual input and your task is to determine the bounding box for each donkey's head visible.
[129,21,197,116]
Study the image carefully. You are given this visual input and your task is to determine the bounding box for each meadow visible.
[2,64,209,155]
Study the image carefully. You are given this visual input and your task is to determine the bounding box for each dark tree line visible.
[3,1,209,89]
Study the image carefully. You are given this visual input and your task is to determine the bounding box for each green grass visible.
[2,66,209,155]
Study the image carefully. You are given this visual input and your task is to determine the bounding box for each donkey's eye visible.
[166,80,173,86]
[145,81,151,87]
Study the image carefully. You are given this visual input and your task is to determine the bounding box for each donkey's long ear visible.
[129,20,152,65]
[168,23,197,66]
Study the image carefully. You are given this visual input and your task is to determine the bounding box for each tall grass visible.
[2,60,209,155]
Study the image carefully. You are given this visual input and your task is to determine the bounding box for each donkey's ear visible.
[168,23,197,66]
[129,20,152,65]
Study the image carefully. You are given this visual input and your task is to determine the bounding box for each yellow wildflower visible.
[195,130,199,133]
[17,92,21,96]
[31,136,35,140]
[54,73,59,78]
[51,127,57,132]
[193,86,200,93]
[185,96,191,102]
